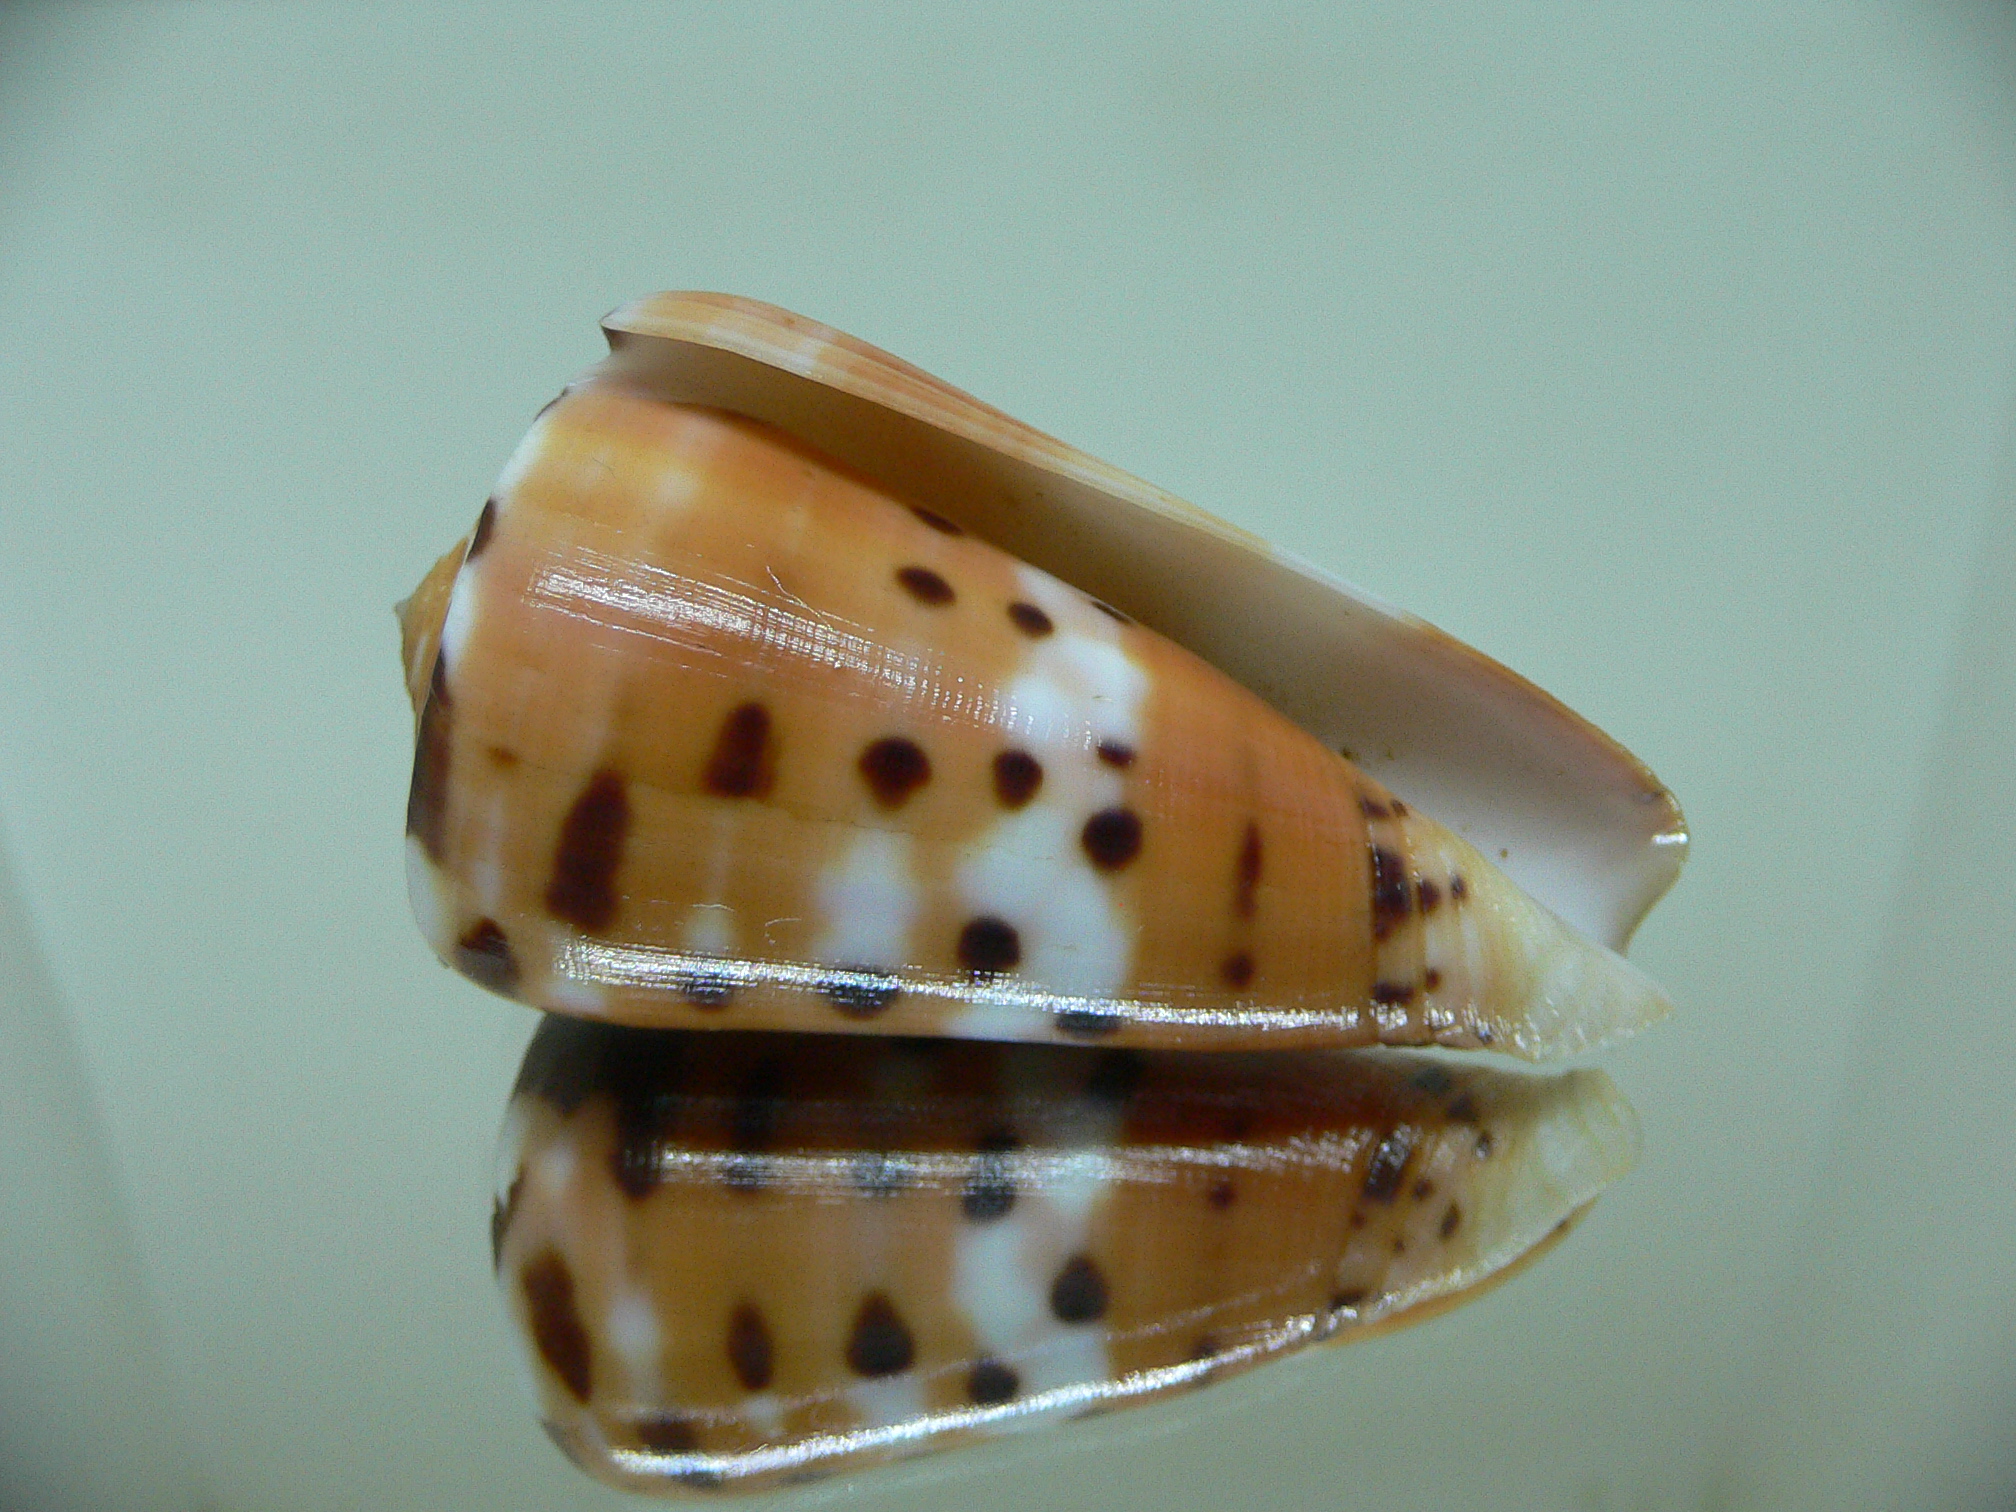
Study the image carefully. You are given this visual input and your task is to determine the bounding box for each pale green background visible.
[2,5,2014,1510]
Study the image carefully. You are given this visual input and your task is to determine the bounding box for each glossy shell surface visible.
[401,296,1679,1057]
[497,1019,1636,1493]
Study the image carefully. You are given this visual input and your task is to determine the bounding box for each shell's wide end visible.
[397,537,468,717]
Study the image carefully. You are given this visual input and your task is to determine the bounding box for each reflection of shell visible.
[400,295,1681,1058]
[496,1018,1638,1494]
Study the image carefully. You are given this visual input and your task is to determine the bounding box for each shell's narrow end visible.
[1348,1067,1638,1340]
[397,537,469,717]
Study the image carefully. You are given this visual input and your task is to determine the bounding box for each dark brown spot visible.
[909,505,963,535]
[1332,1288,1369,1310]
[486,744,518,769]
[1358,795,1390,819]
[1081,807,1142,870]
[896,565,954,605]
[702,702,775,799]
[1088,598,1132,624]
[1440,1204,1463,1240]
[1417,878,1443,913]
[455,918,518,993]
[1007,601,1053,637]
[724,1057,785,1193]
[405,656,453,862]
[958,916,1021,974]
[1235,822,1262,918]
[1207,1179,1237,1211]
[1347,1211,1367,1230]
[1389,799,1408,817]
[1086,1049,1145,1103]
[859,736,931,808]
[992,749,1043,808]
[1475,1129,1494,1159]
[522,1248,592,1402]
[962,1130,1020,1222]
[853,1151,912,1196]
[1049,1255,1108,1324]
[1371,981,1416,1007]
[491,1171,523,1270]
[1095,740,1136,769]
[1055,1007,1121,1038]
[1370,844,1410,940]
[1392,1237,1408,1256]
[468,498,498,558]
[1449,874,1468,902]
[968,1358,1020,1406]
[680,965,734,1009]
[1221,951,1254,989]
[636,1416,698,1454]
[1410,1065,1454,1095]
[846,1294,915,1377]
[1362,1128,1416,1203]
[1413,1178,1436,1201]
[545,770,630,931]
[824,971,901,1017]
[1447,1093,1479,1125]
[727,1303,774,1391]
[606,1036,693,1199]
[1424,968,1442,991]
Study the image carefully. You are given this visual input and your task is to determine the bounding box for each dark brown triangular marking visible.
[1235,822,1263,917]
[961,1129,1020,1222]
[1361,1128,1416,1203]
[958,916,1021,974]
[859,736,931,808]
[455,918,518,993]
[522,1248,592,1402]
[1370,844,1410,940]
[545,770,630,931]
[846,1294,915,1377]
[1007,601,1053,637]
[993,749,1042,808]
[1049,1255,1109,1323]
[909,506,963,535]
[968,1358,1020,1405]
[896,565,954,605]
[636,1416,697,1454]
[703,702,775,799]
[727,1303,775,1391]
[1082,808,1142,870]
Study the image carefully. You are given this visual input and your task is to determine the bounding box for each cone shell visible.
[401,296,1679,1056]
[495,1019,1637,1493]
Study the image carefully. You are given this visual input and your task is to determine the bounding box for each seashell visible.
[399,295,1682,1058]
[495,1017,1638,1494]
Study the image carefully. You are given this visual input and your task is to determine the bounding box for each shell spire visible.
[399,304,1678,1058]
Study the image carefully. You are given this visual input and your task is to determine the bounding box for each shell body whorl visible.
[404,369,1668,1056]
